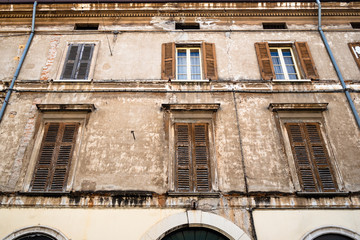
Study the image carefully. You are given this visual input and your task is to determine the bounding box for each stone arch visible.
[141,210,251,240]
[3,226,69,240]
[302,226,360,240]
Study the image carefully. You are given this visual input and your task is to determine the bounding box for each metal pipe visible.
[316,0,360,129]
[0,1,37,124]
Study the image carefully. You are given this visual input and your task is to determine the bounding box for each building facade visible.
[0,0,360,239]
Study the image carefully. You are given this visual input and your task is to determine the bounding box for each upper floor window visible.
[348,42,360,70]
[255,42,319,81]
[60,43,95,80]
[176,47,202,80]
[270,47,301,80]
[161,42,218,81]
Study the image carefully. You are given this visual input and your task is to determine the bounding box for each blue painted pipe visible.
[316,0,360,129]
[0,1,37,124]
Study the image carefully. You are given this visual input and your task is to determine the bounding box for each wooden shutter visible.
[254,42,275,80]
[76,44,94,80]
[175,124,191,191]
[161,42,175,80]
[61,44,79,79]
[295,42,319,80]
[61,44,94,80]
[193,124,211,192]
[202,42,218,80]
[304,123,337,192]
[348,42,360,69]
[31,122,78,192]
[286,122,337,192]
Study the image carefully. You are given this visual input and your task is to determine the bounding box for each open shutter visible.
[175,123,192,192]
[61,45,79,79]
[348,42,360,69]
[193,124,211,192]
[202,42,218,80]
[31,123,60,191]
[161,42,175,80]
[31,123,78,192]
[254,42,275,80]
[295,42,319,80]
[76,44,94,80]
[286,123,318,192]
[49,123,78,191]
[304,123,336,192]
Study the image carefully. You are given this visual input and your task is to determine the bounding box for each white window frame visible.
[270,46,302,81]
[176,47,203,81]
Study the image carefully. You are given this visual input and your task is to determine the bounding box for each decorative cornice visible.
[162,103,220,111]
[1,10,360,18]
[268,103,328,111]
[36,103,96,112]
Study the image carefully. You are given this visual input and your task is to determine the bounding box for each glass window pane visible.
[272,56,281,65]
[276,74,285,79]
[286,65,296,74]
[289,74,298,80]
[274,65,284,74]
[284,57,294,65]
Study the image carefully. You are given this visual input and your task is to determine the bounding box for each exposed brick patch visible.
[7,98,42,189]
[40,35,60,81]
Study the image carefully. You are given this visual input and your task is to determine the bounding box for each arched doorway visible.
[314,234,354,240]
[15,233,57,240]
[162,227,230,240]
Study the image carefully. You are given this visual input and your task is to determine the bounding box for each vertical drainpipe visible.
[316,0,360,129]
[0,1,38,125]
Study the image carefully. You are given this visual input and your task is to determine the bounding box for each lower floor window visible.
[175,123,211,192]
[286,122,337,192]
[30,122,79,192]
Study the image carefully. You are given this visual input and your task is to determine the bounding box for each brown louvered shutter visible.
[175,124,191,192]
[193,124,211,192]
[295,42,319,80]
[76,44,94,80]
[304,123,337,192]
[161,42,175,80]
[348,42,360,69]
[31,122,78,192]
[254,42,275,80]
[202,42,218,80]
[286,122,337,192]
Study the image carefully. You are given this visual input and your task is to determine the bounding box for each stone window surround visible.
[162,103,220,195]
[22,104,95,193]
[54,40,100,82]
[269,103,344,194]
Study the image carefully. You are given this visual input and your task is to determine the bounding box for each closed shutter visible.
[193,124,211,192]
[31,122,78,192]
[286,122,337,192]
[348,42,360,69]
[61,45,79,79]
[161,42,175,80]
[76,44,94,80]
[295,42,319,80]
[175,123,211,192]
[61,44,94,80]
[202,42,218,80]
[254,42,275,80]
[175,124,191,191]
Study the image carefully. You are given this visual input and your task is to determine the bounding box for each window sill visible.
[167,191,220,197]
[53,79,91,82]
[273,79,311,83]
[171,80,210,83]
[296,191,349,197]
